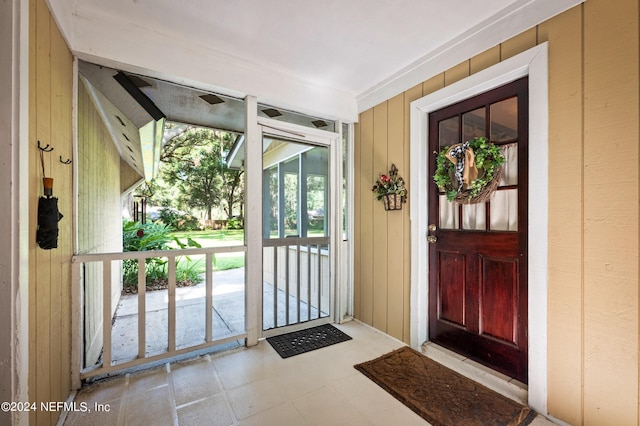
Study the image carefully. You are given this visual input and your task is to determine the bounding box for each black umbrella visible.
[36,196,63,250]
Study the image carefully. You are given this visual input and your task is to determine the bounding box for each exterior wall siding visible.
[353,0,639,423]
[28,0,74,423]
[77,79,125,367]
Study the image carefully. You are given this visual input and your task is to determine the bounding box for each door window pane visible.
[490,189,518,231]
[439,117,459,148]
[463,108,485,142]
[490,97,517,142]
[499,143,518,187]
[462,203,486,230]
[439,194,459,229]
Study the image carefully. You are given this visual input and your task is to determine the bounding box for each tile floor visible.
[65,321,557,425]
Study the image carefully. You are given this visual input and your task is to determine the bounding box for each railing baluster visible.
[285,244,290,326]
[102,260,112,367]
[137,258,146,359]
[273,247,278,328]
[307,244,311,320]
[168,255,176,352]
[74,245,248,380]
[206,253,213,342]
[317,245,322,319]
[296,242,301,324]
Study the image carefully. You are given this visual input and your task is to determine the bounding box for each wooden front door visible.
[428,77,528,383]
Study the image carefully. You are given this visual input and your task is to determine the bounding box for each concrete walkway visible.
[110,267,325,364]
[111,268,246,364]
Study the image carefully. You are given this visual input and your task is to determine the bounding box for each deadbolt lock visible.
[428,224,437,232]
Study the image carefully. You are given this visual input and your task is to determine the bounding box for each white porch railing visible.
[262,237,330,330]
[71,246,247,387]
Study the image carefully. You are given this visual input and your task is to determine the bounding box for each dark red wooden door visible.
[428,78,529,383]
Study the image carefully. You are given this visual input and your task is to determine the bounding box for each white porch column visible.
[245,96,262,346]
[0,0,30,424]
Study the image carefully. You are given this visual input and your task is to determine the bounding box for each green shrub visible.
[157,207,201,231]
[226,216,243,230]
[122,220,201,291]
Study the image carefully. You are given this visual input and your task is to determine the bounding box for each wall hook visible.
[59,156,72,165]
[37,140,54,152]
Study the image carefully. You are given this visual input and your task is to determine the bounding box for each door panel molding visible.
[409,43,548,413]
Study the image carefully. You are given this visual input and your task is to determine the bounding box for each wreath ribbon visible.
[445,142,478,192]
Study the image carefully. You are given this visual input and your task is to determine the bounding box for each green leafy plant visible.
[226,216,243,230]
[122,220,202,291]
[157,207,201,231]
[433,137,505,202]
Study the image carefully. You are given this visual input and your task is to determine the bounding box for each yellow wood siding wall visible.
[353,0,639,423]
[77,79,124,256]
[77,79,125,366]
[28,0,74,424]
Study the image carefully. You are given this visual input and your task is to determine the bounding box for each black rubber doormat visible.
[267,324,352,358]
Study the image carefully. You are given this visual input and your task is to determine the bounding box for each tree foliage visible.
[154,126,244,222]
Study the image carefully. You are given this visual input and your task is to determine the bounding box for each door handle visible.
[427,235,437,244]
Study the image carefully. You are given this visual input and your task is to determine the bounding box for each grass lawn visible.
[171,229,244,247]
[171,229,245,272]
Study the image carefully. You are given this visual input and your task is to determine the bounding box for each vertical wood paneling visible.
[29,0,74,423]
[49,11,64,404]
[27,0,37,423]
[538,6,584,424]
[34,1,52,422]
[470,46,501,75]
[423,74,445,98]
[77,80,125,367]
[501,27,537,60]
[444,61,470,86]
[583,0,639,423]
[56,18,73,398]
[386,93,404,340]
[352,4,640,423]
[372,102,389,330]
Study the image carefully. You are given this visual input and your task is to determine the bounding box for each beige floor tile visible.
[73,376,127,406]
[64,398,122,426]
[127,365,171,394]
[123,385,175,426]
[176,394,232,426]
[333,375,427,425]
[226,377,286,420]
[213,349,268,390]
[171,358,222,407]
[237,402,308,426]
[65,321,558,426]
[292,386,371,426]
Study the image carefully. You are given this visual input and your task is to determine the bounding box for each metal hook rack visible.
[59,156,72,165]
[38,140,54,152]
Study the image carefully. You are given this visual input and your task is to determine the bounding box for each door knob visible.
[427,235,437,244]
[428,224,437,232]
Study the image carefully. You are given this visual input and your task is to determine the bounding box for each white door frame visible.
[409,43,549,414]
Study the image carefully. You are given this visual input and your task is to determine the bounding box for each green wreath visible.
[433,136,505,202]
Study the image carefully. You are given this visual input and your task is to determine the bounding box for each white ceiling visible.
[47,0,582,121]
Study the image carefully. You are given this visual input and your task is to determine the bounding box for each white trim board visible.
[409,43,549,415]
[358,0,583,112]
